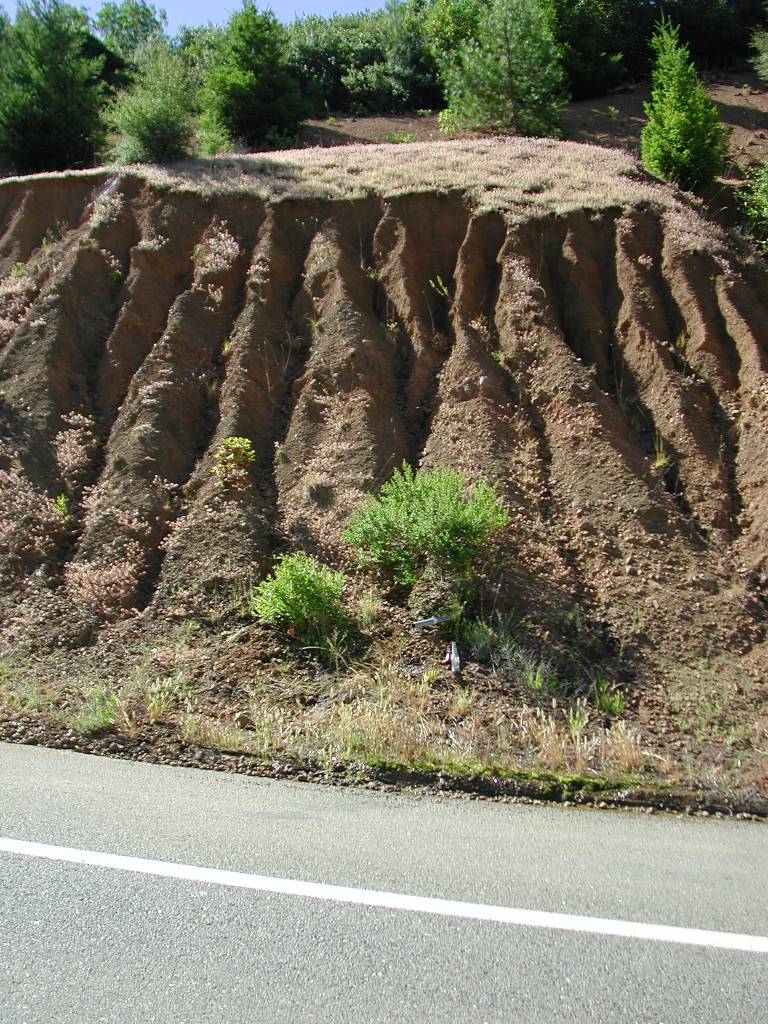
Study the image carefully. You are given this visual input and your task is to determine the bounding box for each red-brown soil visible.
[0,140,766,811]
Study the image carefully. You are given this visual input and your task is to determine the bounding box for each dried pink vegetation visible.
[53,413,98,492]
[0,460,65,571]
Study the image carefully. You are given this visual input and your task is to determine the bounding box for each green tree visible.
[94,0,167,59]
[285,12,387,114]
[0,0,105,173]
[108,37,193,162]
[440,0,566,137]
[422,0,487,74]
[203,3,305,146]
[381,0,442,110]
[752,3,768,81]
[176,22,226,93]
[640,18,727,191]
[544,0,626,99]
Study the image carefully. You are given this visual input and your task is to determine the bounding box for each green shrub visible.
[0,0,105,173]
[108,38,193,163]
[343,463,509,585]
[440,0,567,137]
[545,0,626,100]
[738,161,768,253]
[421,0,487,74]
[640,18,728,191]
[250,552,348,643]
[212,436,256,486]
[203,3,305,147]
[341,61,408,114]
[381,0,442,111]
[285,11,388,114]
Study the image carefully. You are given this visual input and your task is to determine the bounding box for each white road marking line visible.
[2,836,766,954]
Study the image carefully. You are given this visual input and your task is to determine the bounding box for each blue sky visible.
[6,1,386,32]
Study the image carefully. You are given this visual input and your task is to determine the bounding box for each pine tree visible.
[0,0,105,173]
[641,18,727,191]
[203,3,305,147]
[440,0,567,137]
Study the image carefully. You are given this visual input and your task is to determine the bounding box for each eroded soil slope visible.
[1,140,767,805]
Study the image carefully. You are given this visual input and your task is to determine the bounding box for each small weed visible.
[0,662,43,713]
[448,687,474,718]
[606,104,620,121]
[72,687,118,735]
[212,436,256,487]
[593,675,627,717]
[145,673,192,723]
[305,627,352,674]
[654,429,669,470]
[356,587,383,628]
[421,666,441,687]
[7,261,30,280]
[428,274,451,300]
[492,350,516,371]
[525,664,556,698]
[386,132,415,144]
[180,713,248,753]
[326,115,338,126]
[565,698,590,740]
[52,493,71,523]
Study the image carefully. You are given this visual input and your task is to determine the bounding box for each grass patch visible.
[71,687,118,735]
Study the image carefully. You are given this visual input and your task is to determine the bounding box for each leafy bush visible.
[203,3,305,146]
[441,0,567,137]
[640,18,727,191]
[176,23,226,95]
[545,0,626,100]
[0,0,105,173]
[343,463,509,585]
[285,11,388,114]
[251,552,348,643]
[108,38,193,163]
[739,161,768,253]
[421,0,487,74]
[381,0,442,110]
[342,61,408,114]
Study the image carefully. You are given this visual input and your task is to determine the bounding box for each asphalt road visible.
[1,743,766,1023]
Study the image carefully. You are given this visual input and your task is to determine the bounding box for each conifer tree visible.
[440,0,566,137]
[641,17,727,191]
[0,0,104,172]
